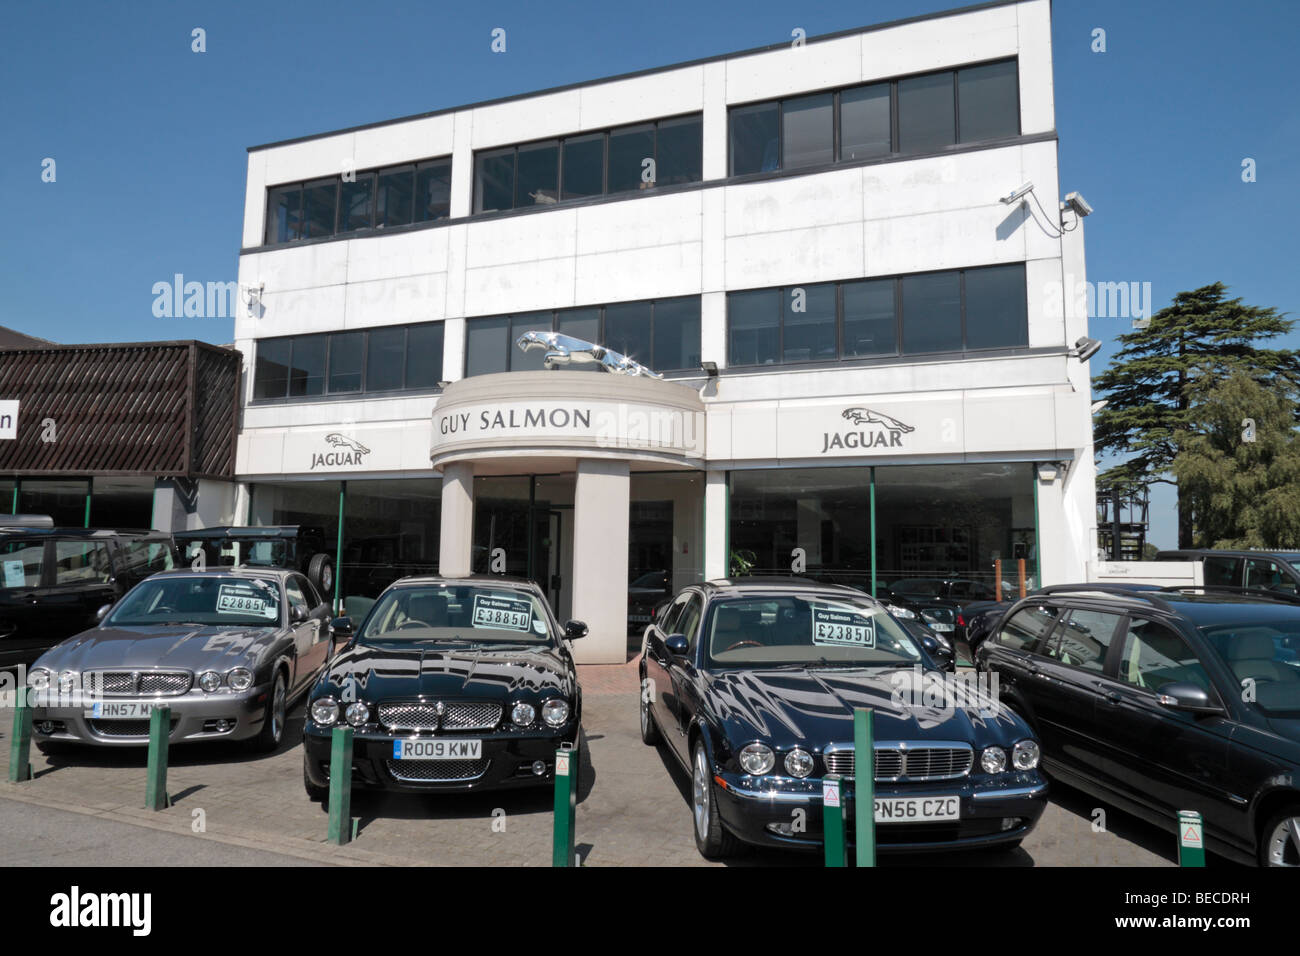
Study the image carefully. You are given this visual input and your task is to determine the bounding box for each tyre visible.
[303,751,329,803]
[248,671,287,753]
[691,739,740,859]
[307,552,334,595]
[639,677,661,745]
[1259,805,1300,867]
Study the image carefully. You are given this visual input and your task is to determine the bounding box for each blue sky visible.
[2,0,1297,547]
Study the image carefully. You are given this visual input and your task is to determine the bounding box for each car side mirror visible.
[1156,682,1222,714]
[664,634,690,657]
[96,603,113,624]
[920,635,956,671]
[290,605,308,624]
[330,616,354,638]
[564,620,588,640]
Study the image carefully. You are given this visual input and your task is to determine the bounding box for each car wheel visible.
[692,739,739,859]
[303,751,329,803]
[249,672,287,753]
[307,553,334,595]
[639,678,661,745]
[1260,806,1300,867]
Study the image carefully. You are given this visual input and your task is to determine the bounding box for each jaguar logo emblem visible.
[311,433,370,470]
[821,407,915,453]
[515,330,663,379]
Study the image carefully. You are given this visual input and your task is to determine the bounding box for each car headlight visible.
[311,697,339,726]
[889,605,917,619]
[345,702,370,727]
[27,668,51,691]
[511,701,536,727]
[981,746,1007,774]
[1012,739,1041,770]
[198,671,222,693]
[227,667,254,692]
[57,671,79,694]
[738,742,775,776]
[541,699,570,728]
[784,748,814,778]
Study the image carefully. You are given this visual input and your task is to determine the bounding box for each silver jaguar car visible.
[27,568,334,751]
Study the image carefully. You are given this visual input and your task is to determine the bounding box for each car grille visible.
[823,744,973,781]
[90,719,177,738]
[385,758,490,782]
[377,701,501,733]
[86,671,192,697]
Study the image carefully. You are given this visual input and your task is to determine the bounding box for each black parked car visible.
[1156,549,1300,595]
[303,576,584,798]
[0,527,176,670]
[639,578,1047,859]
[174,526,334,597]
[28,567,334,751]
[975,583,1300,866]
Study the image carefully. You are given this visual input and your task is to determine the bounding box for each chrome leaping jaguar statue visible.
[515,330,663,379]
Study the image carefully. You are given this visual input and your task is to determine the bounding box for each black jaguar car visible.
[639,578,1047,859]
[303,575,584,798]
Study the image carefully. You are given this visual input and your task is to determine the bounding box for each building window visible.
[727,263,1027,367]
[252,321,446,401]
[727,58,1019,176]
[263,157,451,246]
[464,297,701,376]
[473,114,703,214]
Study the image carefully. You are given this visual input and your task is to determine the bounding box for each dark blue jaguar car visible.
[639,578,1047,859]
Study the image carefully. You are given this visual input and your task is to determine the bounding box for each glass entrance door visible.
[473,475,574,618]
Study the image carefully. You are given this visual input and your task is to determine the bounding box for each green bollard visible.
[854,708,876,867]
[1178,810,1206,867]
[7,694,33,783]
[552,743,578,866]
[144,705,170,810]
[822,774,847,866]
[328,726,354,845]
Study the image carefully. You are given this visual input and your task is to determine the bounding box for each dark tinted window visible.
[254,338,292,399]
[475,148,515,213]
[466,317,509,376]
[54,541,112,586]
[405,323,443,389]
[288,337,326,397]
[376,165,414,227]
[605,301,652,364]
[997,605,1061,651]
[1202,555,1242,586]
[609,123,656,193]
[338,173,375,232]
[840,83,891,160]
[303,179,338,238]
[1118,619,1213,693]
[656,115,703,185]
[901,271,962,353]
[0,539,44,588]
[1246,558,1297,592]
[653,297,701,372]
[782,93,834,169]
[516,141,559,207]
[556,308,600,344]
[327,332,364,393]
[958,60,1019,142]
[510,313,551,372]
[562,133,604,200]
[898,71,955,153]
[843,279,897,356]
[366,326,405,392]
[963,264,1028,349]
[265,184,303,244]
[783,284,836,363]
[730,102,780,175]
[415,160,452,221]
[728,288,781,366]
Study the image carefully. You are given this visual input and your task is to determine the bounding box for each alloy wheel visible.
[693,745,710,841]
[1266,815,1300,866]
[271,677,287,743]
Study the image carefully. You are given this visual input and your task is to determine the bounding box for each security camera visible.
[999,182,1034,205]
[1064,191,1093,217]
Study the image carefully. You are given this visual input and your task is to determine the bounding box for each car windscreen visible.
[1201,618,1300,715]
[359,585,554,644]
[107,576,283,627]
[890,579,943,597]
[706,595,923,667]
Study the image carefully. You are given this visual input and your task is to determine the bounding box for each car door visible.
[1030,606,1125,778]
[297,574,333,673]
[978,602,1064,732]
[0,537,49,668]
[661,593,705,762]
[284,575,320,694]
[1091,616,1236,838]
[645,591,690,741]
[39,538,117,650]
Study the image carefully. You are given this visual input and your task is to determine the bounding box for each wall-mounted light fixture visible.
[700,361,719,378]
[1068,336,1102,362]
[1036,461,1068,483]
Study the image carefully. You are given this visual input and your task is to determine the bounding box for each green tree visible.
[1092,283,1300,547]
[1171,368,1300,548]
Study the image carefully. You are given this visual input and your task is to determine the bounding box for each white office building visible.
[232,0,1097,663]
